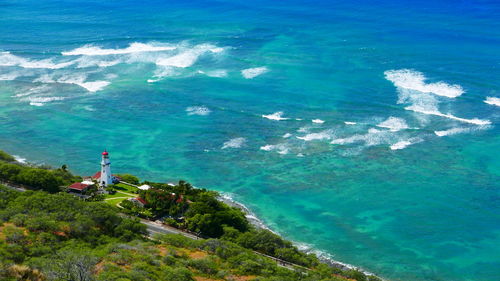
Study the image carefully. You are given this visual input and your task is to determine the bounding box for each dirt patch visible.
[193,277,221,281]
[189,250,208,259]
[231,276,257,281]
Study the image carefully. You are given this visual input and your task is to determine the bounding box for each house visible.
[68,182,91,193]
[128,197,147,207]
[138,184,151,191]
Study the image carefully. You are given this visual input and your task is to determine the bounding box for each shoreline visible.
[4,150,381,280]
[218,192,379,278]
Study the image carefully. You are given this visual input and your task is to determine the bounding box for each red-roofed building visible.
[91,171,101,180]
[68,182,90,193]
[91,171,121,183]
[128,197,148,207]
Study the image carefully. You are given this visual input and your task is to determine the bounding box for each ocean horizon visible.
[1,1,499,280]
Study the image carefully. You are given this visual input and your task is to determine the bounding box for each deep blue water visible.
[1,1,499,280]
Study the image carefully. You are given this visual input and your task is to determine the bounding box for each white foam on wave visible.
[35,73,110,92]
[312,119,325,124]
[241,66,268,79]
[376,116,409,132]
[405,106,491,125]
[0,52,75,69]
[156,43,222,68]
[221,137,246,149]
[390,138,422,150]
[14,85,51,98]
[62,42,177,56]
[384,69,464,98]
[260,143,290,155]
[13,155,27,164]
[75,57,121,68]
[186,106,211,116]
[484,97,500,107]
[282,133,292,138]
[197,69,228,78]
[24,96,66,106]
[344,121,356,125]
[433,127,480,137]
[331,128,392,146]
[262,111,289,121]
[0,71,23,81]
[296,129,334,141]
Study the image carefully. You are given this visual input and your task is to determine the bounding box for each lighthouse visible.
[100,150,113,187]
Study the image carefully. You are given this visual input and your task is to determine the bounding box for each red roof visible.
[68,182,89,191]
[136,197,147,205]
[102,151,108,156]
[92,171,120,181]
[92,171,101,180]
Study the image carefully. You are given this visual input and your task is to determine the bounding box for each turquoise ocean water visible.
[1,1,499,280]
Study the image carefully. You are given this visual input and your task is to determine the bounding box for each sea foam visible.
[62,42,176,56]
[434,127,472,137]
[390,138,422,150]
[156,43,223,68]
[312,119,325,124]
[376,117,409,132]
[384,69,464,98]
[262,111,289,121]
[186,106,211,116]
[260,143,290,155]
[221,137,246,149]
[484,97,500,107]
[35,74,110,92]
[296,130,334,141]
[0,52,74,69]
[405,106,491,125]
[241,67,268,79]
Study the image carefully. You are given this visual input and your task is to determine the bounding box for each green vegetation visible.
[113,183,139,194]
[0,150,15,162]
[116,174,140,185]
[0,150,382,281]
[0,150,80,193]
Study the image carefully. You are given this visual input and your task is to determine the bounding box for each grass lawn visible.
[106,197,127,206]
[104,191,134,199]
[114,183,139,193]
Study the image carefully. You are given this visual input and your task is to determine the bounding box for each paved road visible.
[138,218,200,239]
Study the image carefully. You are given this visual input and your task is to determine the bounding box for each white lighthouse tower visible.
[100,150,113,187]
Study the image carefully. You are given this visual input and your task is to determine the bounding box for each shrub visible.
[0,150,15,162]
[117,174,140,185]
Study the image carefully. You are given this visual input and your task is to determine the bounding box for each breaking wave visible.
[405,106,491,125]
[0,51,74,69]
[484,96,500,107]
[296,129,334,141]
[376,117,409,132]
[390,138,422,150]
[221,137,246,149]
[34,73,110,92]
[433,127,482,137]
[262,111,289,121]
[260,143,290,154]
[241,66,268,79]
[62,42,177,56]
[384,69,464,98]
[186,106,211,116]
[312,119,325,124]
